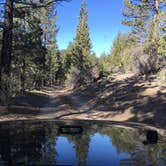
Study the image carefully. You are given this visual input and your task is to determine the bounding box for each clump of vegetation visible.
[109,32,136,73]
[65,66,81,88]
[158,35,166,56]
[97,53,111,76]
[64,1,102,87]
[131,47,156,76]
[97,32,136,74]
[158,69,166,83]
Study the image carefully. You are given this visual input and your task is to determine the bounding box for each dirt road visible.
[0,74,165,129]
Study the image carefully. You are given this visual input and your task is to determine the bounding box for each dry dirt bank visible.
[0,74,165,129]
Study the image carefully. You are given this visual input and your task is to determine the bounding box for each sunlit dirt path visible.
[0,74,165,130]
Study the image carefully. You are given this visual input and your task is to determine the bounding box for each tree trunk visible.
[0,0,14,76]
[21,59,26,94]
[0,0,14,104]
[148,0,159,73]
[153,0,159,44]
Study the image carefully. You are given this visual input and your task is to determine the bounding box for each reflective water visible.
[0,120,165,166]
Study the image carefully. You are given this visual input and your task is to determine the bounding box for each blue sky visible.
[56,0,130,56]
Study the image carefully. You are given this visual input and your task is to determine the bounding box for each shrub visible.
[121,49,132,73]
[158,68,166,83]
[131,47,158,76]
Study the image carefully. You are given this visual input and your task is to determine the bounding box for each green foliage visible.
[88,53,106,78]
[122,0,165,60]
[108,32,136,73]
[158,35,166,56]
[98,53,111,73]
[10,1,61,93]
[75,0,91,57]
[121,48,133,73]
[12,5,45,91]
[65,0,93,86]
[122,0,151,43]
[44,5,60,86]
[64,42,75,70]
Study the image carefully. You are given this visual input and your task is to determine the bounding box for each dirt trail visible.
[45,74,165,128]
[0,74,165,129]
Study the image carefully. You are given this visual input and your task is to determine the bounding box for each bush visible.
[65,65,92,88]
[158,35,166,56]
[157,55,166,70]
[158,69,166,83]
[65,66,80,88]
[131,47,158,75]
[121,49,132,73]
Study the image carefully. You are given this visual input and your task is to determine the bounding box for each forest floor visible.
[0,73,165,129]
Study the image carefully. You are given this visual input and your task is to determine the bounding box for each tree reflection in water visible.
[0,121,165,165]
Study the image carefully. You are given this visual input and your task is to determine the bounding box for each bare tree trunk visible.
[148,0,159,73]
[21,58,26,94]
[43,28,47,87]
[153,0,159,45]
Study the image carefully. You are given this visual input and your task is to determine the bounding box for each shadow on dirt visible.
[1,75,165,128]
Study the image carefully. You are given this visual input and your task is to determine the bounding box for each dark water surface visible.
[0,120,165,166]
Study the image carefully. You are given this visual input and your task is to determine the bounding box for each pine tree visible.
[122,0,151,44]
[13,5,46,91]
[75,0,91,57]
[108,32,136,73]
[72,0,92,86]
[0,0,67,104]
[158,35,166,56]
[122,0,165,71]
[65,41,75,67]
[44,4,59,86]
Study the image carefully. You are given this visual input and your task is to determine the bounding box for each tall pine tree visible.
[122,0,151,44]
[75,0,91,57]
[0,0,67,104]
[122,0,165,70]
[72,0,92,86]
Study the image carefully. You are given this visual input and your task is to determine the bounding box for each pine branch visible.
[15,0,70,9]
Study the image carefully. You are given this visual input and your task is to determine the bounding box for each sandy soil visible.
[0,74,165,129]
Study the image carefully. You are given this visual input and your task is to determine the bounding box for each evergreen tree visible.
[109,32,136,72]
[72,0,92,86]
[122,0,165,55]
[122,0,165,73]
[65,41,75,68]
[122,0,151,44]
[13,4,46,91]
[44,4,59,86]
[0,0,67,104]
[157,7,166,56]
[75,0,91,57]
[158,34,166,56]
[98,53,111,73]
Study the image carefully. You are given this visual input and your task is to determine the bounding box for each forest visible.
[0,0,165,125]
